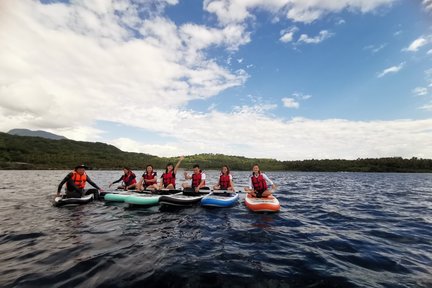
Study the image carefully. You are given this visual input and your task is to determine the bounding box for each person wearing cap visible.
[57,164,103,198]
[109,167,137,190]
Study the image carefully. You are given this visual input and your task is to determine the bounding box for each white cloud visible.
[279,26,298,43]
[104,115,432,160]
[336,19,346,25]
[412,87,428,96]
[423,0,432,12]
[298,30,333,44]
[403,37,428,52]
[377,62,405,78]
[203,0,395,25]
[420,103,432,111]
[0,0,248,134]
[282,98,300,108]
[364,43,387,54]
[427,49,432,55]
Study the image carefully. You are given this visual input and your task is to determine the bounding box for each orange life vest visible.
[219,174,231,190]
[251,173,267,193]
[192,172,205,188]
[70,171,87,189]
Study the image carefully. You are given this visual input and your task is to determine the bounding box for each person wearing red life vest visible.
[157,156,184,190]
[109,167,137,190]
[136,164,158,191]
[183,164,207,192]
[244,164,277,198]
[213,165,235,191]
[57,164,103,199]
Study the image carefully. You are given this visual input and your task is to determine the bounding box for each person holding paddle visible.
[213,165,235,191]
[158,156,184,190]
[244,164,277,198]
[57,164,103,198]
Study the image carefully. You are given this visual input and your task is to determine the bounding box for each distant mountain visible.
[7,128,67,140]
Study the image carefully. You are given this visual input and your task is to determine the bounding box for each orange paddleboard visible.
[245,193,280,212]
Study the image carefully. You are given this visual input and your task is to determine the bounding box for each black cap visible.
[74,164,88,169]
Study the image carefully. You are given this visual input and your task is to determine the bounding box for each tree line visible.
[0,132,431,172]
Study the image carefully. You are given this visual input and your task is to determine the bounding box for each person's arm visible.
[145,173,157,185]
[87,176,102,190]
[173,156,184,175]
[111,175,124,185]
[184,172,192,180]
[262,173,274,186]
[197,173,206,189]
[229,174,235,190]
[57,173,73,195]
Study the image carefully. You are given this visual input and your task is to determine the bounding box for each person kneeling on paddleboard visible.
[57,164,103,199]
[213,165,235,191]
[109,167,137,190]
[183,164,207,192]
[245,164,277,198]
[136,164,158,191]
[158,156,184,190]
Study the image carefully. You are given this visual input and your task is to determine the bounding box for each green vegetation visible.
[0,132,431,172]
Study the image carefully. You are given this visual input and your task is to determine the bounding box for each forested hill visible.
[0,132,431,172]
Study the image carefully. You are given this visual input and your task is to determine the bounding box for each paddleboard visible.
[159,188,210,207]
[201,191,239,208]
[124,194,161,207]
[53,193,94,207]
[244,193,280,212]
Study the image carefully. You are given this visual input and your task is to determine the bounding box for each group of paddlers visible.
[57,156,277,199]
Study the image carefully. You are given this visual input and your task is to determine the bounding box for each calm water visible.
[0,170,431,288]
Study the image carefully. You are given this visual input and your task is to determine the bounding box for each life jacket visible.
[192,172,205,188]
[123,171,137,186]
[251,173,267,193]
[219,174,231,190]
[69,171,87,189]
[143,172,156,187]
[162,171,175,187]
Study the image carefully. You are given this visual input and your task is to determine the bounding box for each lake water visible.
[0,170,431,288]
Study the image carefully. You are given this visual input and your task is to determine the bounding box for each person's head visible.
[221,165,230,175]
[166,163,174,173]
[193,164,200,174]
[74,164,87,175]
[123,167,130,174]
[146,164,154,173]
[252,164,260,174]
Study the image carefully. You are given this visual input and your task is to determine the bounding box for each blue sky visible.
[0,0,431,160]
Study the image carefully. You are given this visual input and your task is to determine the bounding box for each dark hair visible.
[123,167,131,173]
[165,163,174,173]
[221,165,230,175]
[252,164,260,174]
[193,164,200,169]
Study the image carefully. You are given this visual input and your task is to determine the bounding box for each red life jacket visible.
[192,172,205,188]
[123,171,137,186]
[219,174,231,190]
[68,171,87,189]
[251,173,267,193]
[162,171,175,187]
[143,172,156,187]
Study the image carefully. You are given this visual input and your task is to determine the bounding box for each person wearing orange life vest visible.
[109,167,137,190]
[57,164,103,199]
[183,164,207,192]
[136,164,158,191]
[244,164,277,198]
[213,165,235,191]
[157,156,184,190]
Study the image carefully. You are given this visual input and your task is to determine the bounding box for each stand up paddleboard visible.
[201,190,239,208]
[244,193,280,212]
[159,188,211,207]
[125,189,182,207]
[53,193,94,207]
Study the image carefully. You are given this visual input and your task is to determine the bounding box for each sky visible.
[0,0,431,161]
